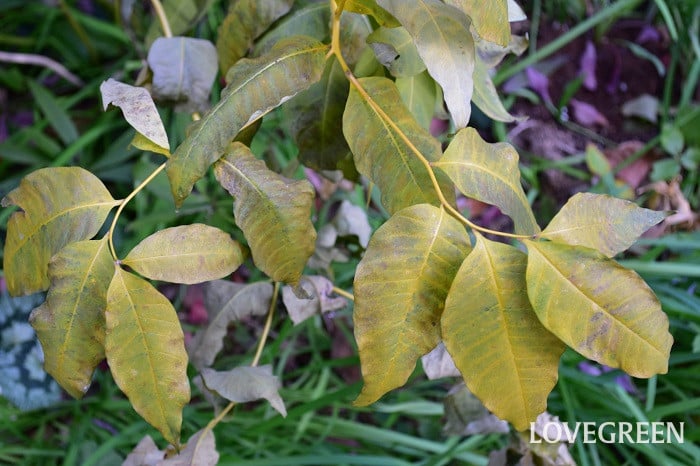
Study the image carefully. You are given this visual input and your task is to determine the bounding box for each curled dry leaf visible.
[100,78,169,151]
[201,365,287,417]
[282,275,348,325]
[421,342,460,380]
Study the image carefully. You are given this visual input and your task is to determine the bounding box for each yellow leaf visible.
[353,204,471,405]
[540,193,667,257]
[2,167,119,296]
[29,239,114,398]
[214,143,316,285]
[444,0,511,46]
[434,127,540,235]
[441,235,564,431]
[105,268,190,445]
[122,224,244,284]
[378,0,475,127]
[343,76,452,214]
[525,240,673,377]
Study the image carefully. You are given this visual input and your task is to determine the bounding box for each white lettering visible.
[530,424,541,443]
[667,422,685,443]
[582,422,597,443]
[636,422,650,443]
[563,422,579,443]
[543,423,563,443]
[651,422,665,443]
[598,422,615,443]
[620,422,634,443]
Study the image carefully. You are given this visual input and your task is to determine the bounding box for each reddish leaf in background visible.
[570,99,609,127]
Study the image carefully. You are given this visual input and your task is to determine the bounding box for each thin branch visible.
[150,0,173,38]
[332,286,354,301]
[0,51,83,86]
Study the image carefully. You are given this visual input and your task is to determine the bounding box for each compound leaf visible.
[444,0,510,46]
[216,0,294,75]
[122,224,244,284]
[378,0,475,128]
[29,239,113,399]
[353,204,471,405]
[434,127,540,235]
[540,193,667,257]
[105,268,190,445]
[148,37,218,114]
[214,143,316,285]
[2,167,119,296]
[201,365,287,416]
[188,281,273,370]
[525,240,673,377]
[441,235,564,431]
[101,79,169,151]
[166,35,327,206]
[343,77,452,214]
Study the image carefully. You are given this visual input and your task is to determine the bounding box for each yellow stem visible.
[108,162,167,260]
[150,0,173,38]
[332,286,354,301]
[329,10,531,241]
[196,281,280,446]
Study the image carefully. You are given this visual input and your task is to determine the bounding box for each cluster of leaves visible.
[0,0,676,456]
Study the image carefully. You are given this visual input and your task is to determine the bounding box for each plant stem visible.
[107,162,167,260]
[329,11,531,241]
[332,286,354,301]
[150,0,173,38]
[195,282,281,450]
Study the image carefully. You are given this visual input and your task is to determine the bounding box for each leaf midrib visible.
[531,243,667,356]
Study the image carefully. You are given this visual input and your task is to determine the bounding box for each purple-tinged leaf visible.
[579,40,597,91]
[570,99,608,127]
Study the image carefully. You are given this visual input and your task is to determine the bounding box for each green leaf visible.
[252,2,330,57]
[105,268,190,445]
[434,127,540,235]
[216,0,294,75]
[441,235,565,431]
[344,0,401,27]
[396,72,436,130]
[28,239,113,399]
[343,77,452,214]
[367,27,426,78]
[201,365,287,416]
[130,132,171,158]
[101,79,169,152]
[122,224,244,284]
[525,240,673,377]
[353,204,471,405]
[285,57,355,176]
[214,143,316,285]
[378,0,475,128]
[472,56,522,123]
[188,281,273,370]
[444,0,510,46]
[540,193,667,257]
[166,35,328,206]
[28,80,79,146]
[147,37,218,114]
[2,167,119,296]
